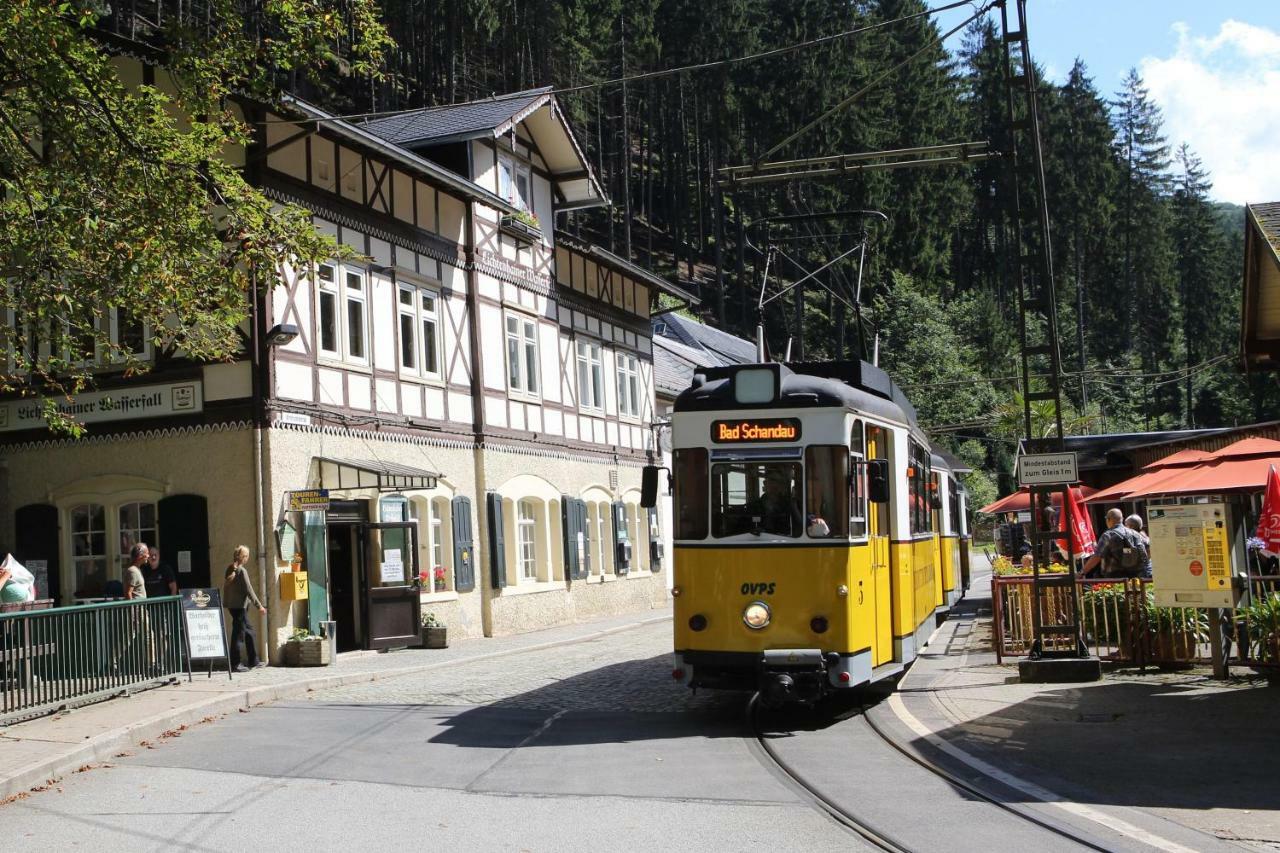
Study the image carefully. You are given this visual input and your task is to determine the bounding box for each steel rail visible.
[857,703,1115,853]
[746,693,915,853]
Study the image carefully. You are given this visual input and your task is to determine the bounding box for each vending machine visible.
[1147,502,1245,608]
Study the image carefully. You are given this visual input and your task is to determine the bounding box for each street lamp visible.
[265,323,299,347]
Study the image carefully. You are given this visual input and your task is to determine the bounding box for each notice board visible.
[181,588,232,679]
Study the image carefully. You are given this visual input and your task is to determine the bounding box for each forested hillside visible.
[314,0,1277,499]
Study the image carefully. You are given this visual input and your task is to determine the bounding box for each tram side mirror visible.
[640,465,667,508]
[866,460,891,504]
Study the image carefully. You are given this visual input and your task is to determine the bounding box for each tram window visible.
[712,461,802,538]
[674,449,709,540]
[908,441,933,535]
[850,421,867,538]
[804,447,849,538]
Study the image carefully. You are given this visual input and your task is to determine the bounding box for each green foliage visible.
[0,0,389,431]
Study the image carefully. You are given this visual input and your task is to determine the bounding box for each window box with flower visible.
[500,210,541,243]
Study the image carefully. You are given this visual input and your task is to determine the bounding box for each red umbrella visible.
[1256,465,1280,553]
[1064,487,1097,556]
[1088,447,1218,503]
[978,485,1097,516]
[1207,438,1280,459]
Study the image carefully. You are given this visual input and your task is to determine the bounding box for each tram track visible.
[747,692,1116,853]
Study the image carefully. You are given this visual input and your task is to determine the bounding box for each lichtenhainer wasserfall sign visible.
[0,382,202,432]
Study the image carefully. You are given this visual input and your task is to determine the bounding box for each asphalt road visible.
[1,615,1098,852]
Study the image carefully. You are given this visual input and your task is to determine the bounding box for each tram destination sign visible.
[711,418,802,443]
[1017,451,1079,486]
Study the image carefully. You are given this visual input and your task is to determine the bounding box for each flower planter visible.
[423,626,448,649]
[283,637,331,667]
[500,214,540,243]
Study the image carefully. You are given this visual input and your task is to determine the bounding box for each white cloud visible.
[1141,19,1280,204]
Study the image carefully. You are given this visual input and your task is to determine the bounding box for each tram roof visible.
[673,360,917,429]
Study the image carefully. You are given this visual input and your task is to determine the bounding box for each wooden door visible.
[358,522,421,650]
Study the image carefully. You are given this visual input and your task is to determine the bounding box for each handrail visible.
[0,596,188,725]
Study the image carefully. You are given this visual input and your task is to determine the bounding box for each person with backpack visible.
[1082,508,1148,578]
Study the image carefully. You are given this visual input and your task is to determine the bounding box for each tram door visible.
[866,425,894,666]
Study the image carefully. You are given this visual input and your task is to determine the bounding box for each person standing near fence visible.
[1124,514,1153,578]
[1082,508,1148,578]
[223,546,266,672]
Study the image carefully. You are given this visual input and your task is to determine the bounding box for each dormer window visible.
[498,156,531,212]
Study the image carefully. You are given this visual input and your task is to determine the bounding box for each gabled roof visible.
[658,313,758,366]
[1242,201,1280,371]
[652,315,755,399]
[279,97,521,216]
[361,89,551,148]
[360,88,607,210]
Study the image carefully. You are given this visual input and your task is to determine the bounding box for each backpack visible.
[1112,528,1147,575]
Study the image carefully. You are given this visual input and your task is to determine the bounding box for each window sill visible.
[419,590,459,603]
[398,372,447,388]
[317,357,373,375]
[507,390,542,404]
[500,579,565,597]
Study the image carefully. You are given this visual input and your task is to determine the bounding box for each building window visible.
[430,499,447,583]
[576,340,604,410]
[316,263,368,364]
[616,352,640,417]
[345,269,366,361]
[505,314,539,397]
[109,307,148,359]
[117,501,158,570]
[399,284,442,379]
[70,503,108,598]
[499,156,532,212]
[517,499,538,581]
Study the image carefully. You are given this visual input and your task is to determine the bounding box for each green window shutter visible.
[157,494,211,589]
[647,507,662,571]
[15,504,60,603]
[452,496,475,592]
[612,500,630,575]
[560,495,579,580]
[486,492,507,589]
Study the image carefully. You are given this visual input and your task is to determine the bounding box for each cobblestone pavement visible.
[308,619,746,714]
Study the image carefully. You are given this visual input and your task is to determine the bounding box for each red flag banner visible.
[1256,465,1280,554]
[1067,487,1097,557]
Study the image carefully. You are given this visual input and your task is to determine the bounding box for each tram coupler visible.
[759,649,826,707]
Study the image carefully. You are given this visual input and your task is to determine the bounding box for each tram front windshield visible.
[712,461,803,538]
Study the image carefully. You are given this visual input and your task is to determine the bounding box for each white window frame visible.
[69,503,109,598]
[398,282,443,382]
[498,155,532,213]
[517,499,538,582]
[505,311,540,399]
[107,306,151,364]
[616,352,640,419]
[576,339,604,412]
[315,262,369,367]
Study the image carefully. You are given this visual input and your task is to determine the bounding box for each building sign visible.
[380,549,405,584]
[0,381,202,432]
[710,418,802,443]
[1017,452,1079,486]
[288,489,330,512]
[181,588,228,661]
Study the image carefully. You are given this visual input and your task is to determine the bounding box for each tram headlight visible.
[742,601,771,630]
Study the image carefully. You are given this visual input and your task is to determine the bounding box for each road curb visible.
[0,613,672,801]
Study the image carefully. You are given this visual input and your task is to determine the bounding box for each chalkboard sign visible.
[180,588,232,680]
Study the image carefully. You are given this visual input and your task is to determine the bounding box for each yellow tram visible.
[642,360,970,704]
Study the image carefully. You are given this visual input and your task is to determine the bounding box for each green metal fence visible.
[0,596,187,725]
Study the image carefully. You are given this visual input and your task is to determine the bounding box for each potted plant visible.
[421,612,447,649]
[283,627,331,667]
[1240,591,1280,668]
[433,566,447,592]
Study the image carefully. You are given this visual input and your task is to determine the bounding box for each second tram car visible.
[642,359,970,705]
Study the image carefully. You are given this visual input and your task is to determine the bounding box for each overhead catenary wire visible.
[257,0,987,126]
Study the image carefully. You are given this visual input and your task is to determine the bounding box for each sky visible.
[934,0,1280,204]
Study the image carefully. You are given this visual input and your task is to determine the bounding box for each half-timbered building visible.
[0,69,694,659]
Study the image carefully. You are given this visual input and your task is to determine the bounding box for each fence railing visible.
[992,574,1280,671]
[0,596,187,725]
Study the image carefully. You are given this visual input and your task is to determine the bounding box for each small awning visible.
[317,457,440,492]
